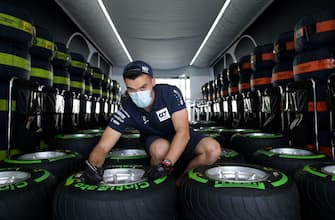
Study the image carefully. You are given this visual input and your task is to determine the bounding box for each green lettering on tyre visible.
[214,181,266,190]
[0,181,28,191]
[34,169,50,183]
[304,164,327,178]
[188,169,208,184]
[271,172,288,187]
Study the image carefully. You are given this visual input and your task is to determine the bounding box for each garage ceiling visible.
[55,0,273,73]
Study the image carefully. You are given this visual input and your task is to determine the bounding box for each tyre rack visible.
[327,74,335,159]
[6,77,68,158]
[284,79,320,152]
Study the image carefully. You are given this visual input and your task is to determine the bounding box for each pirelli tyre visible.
[30,57,53,87]
[294,9,335,52]
[253,147,328,177]
[104,148,150,168]
[0,3,34,46]
[2,150,84,181]
[52,42,71,68]
[251,44,275,71]
[115,133,142,148]
[219,128,261,148]
[50,133,100,160]
[295,162,335,220]
[69,52,87,77]
[29,25,55,59]
[179,164,300,220]
[53,168,178,220]
[230,132,289,160]
[53,68,70,92]
[190,120,217,129]
[0,41,30,81]
[0,167,56,220]
[215,148,245,164]
[273,30,295,63]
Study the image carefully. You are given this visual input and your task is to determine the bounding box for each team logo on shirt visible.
[156,107,171,122]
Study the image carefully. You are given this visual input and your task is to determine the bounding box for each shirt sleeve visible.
[166,86,186,113]
[108,104,134,133]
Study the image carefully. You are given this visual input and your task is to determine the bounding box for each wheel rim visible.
[205,166,269,183]
[56,133,97,139]
[270,148,313,155]
[109,149,147,157]
[120,134,140,139]
[244,133,283,138]
[321,165,335,175]
[77,129,104,134]
[223,128,260,132]
[0,171,31,186]
[18,151,67,160]
[101,168,146,186]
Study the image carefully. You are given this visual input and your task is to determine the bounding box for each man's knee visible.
[149,138,170,162]
[197,137,221,163]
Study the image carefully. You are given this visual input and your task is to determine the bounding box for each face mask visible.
[129,90,152,108]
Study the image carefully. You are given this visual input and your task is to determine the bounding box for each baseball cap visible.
[123,60,153,77]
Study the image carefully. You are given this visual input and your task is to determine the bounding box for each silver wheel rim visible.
[18,151,67,160]
[109,149,147,157]
[321,165,335,175]
[270,148,313,155]
[205,166,269,183]
[0,171,31,186]
[245,133,282,137]
[101,168,146,186]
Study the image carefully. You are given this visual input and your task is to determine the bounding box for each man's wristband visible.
[161,159,173,168]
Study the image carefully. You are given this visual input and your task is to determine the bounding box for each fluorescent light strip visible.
[97,0,133,62]
[189,0,231,66]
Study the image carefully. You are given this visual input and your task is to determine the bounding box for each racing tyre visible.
[230,132,289,160]
[49,133,100,159]
[180,163,300,220]
[53,167,178,220]
[253,146,328,177]
[219,128,261,148]
[2,150,84,181]
[0,167,56,220]
[104,147,150,168]
[295,162,335,220]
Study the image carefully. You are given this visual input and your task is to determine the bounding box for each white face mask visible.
[129,90,152,108]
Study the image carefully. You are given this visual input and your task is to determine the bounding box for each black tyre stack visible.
[292,9,335,155]
[29,26,57,145]
[63,52,87,132]
[78,65,93,129]
[91,66,104,127]
[110,79,121,115]
[224,63,239,128]
[235,55,253,128]
[52,42,71,133]
[0,3,34,159]
[267,31,295,133]
[250,43,276,129]
[100,71,110,126]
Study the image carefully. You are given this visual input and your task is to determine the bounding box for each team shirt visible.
[108,84,186,137]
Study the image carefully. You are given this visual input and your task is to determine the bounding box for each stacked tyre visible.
[91,67,104,127]
[265,31,295,133]
[0,3,34,159]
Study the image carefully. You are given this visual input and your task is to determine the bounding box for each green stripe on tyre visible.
[70,81,84,89]
[55,51,70,61]
[271,172,288,187]
[0,99,16,111]
[71,60,86,69]
[0,52,30,71]
[54,76,70,85]
[279,154,326,159]
[34,37,55,51]
[0,12,33,34]
[188,169,208,184]
[107,155,148,160]
[30,67,53,80]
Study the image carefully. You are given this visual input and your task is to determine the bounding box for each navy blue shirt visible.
[108,84,186,136]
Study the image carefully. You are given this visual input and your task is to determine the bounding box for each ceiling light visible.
[97,0,133,62]
[189,0,231,66]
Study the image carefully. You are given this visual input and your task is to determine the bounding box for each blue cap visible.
[123,60,153,77]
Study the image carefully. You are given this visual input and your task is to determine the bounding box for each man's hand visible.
[144,159,174,180]
[81,160,104,185]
